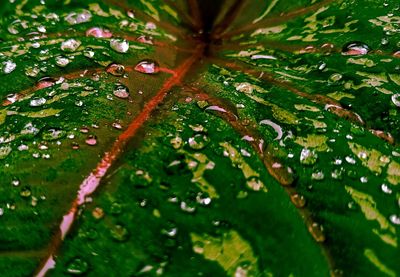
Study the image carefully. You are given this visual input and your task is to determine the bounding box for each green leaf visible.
[0,0,399,276]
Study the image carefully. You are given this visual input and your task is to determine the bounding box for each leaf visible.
[0,0,399,276]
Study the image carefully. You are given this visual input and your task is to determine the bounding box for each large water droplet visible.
[110,38,129,53]
[85,135,97,146]
[86,27,112,38]
[106,63,125,76]
[61,39,81,52]
[113,84,130,99]
[342,42,370,55]
[134,60,160,74]
[55,56,70,67]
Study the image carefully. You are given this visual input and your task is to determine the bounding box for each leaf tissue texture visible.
[0,0,399,276]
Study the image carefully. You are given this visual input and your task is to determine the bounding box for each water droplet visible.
[290,193,306,208]
[300,148,318,165]
[11,179,20,187]
[113,84,130,99]
[20,186,32,198]
[180,201,196,213]
[2,60,16,74]
[85,135,97,146]
[136,35,153,44]
[246,176,264,191]
[311,171,325,181]
[0,146,12,159]
[308,222,325,242]
[170,136,183,149]
[110,224,129,241]
[55,56,70,67]
[342,42,370,55]
[106,63,125,76]
[65,10,92,25]
[66,257,89,275]
[389,214,400,225]
[391,93,400,107]
[29,97,47,107]
[329,73,342,82]
[127,9,135,18]
[85,27,112,38]
[188,134,210,150]
[61,39,81,52]
[110,38,129,53]
[92,207,104,219]
[110,202,122,214]
[381,184,392,194]
[134,60,160,74]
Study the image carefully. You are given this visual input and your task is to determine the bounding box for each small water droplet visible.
[246,176,264,191]
[66,257,89,275]
[55,56,70,67]
[290,193,306,208]
[311,171,325,181]
[2,60,16,74]
[391,93,400,107]
[86,27,112,38]
[61,39,81,52]
[106,63,125,76]
[65,10,92,25]
[110,224,129,241]
[180,201,196,213]
[134,59,160,74]
[136,35,153,44]
[188,134,210,150]
[113,84,130,99]
[308,222,325,242]
[110,38,129,53]
[85,135,97,146]
[12,179,20,187]
[342,42,370,55]
[20,186,32,198]
[29,97,47,107]
[300,148,318,165]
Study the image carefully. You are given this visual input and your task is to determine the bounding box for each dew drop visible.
[2,60,16,74]
[246,176,263,191]
[188,134,210,150]
[134,59,160,74]
[85,27,112,38]
[290,193,306,208]
[110,38,129,53]
[390,214,400,225]
[311,171,325,181]
[136,35,153,44]
[29,97,47,107]
[55,56,70,67]
[85,135,97,146]
[308,222,325,242]
[61,39,81,52]
[106,63,125,76]
[300,148,318,165]
[66,257,89,275]
[342,42,370,55]
[113,84,130,99]
[391,93,400,107]
[180,201,196,213]
[65,10,92,25]
[20,186,32,198]
[0,146,12,159]
[110,224,129,241]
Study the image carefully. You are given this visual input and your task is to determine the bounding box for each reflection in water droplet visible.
[246,176,263,191]
[106,63,125,76]
[66,257,89,275]
[342,42,370,55]
[20,186,31,198]
[61,39,81,52]
[180,201,196,213]
[85,27,112,38]
[134,60,160,74]
[311,171,325,181]
[110,38,129,53]
[188,134,210,150]
[113,84,130,99]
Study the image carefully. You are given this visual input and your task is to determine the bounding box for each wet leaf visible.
[0,0,399,276]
